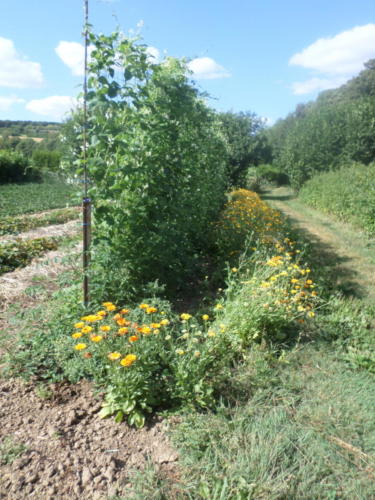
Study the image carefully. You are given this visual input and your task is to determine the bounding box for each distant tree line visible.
[266,59,375,189]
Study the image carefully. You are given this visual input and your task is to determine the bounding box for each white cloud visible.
[146,46,160,62]
[289,24,375,94]
[188,57,231,79]
[292,76,348,95]
[55,41,86,76]
[26,96,77,121]
[0,37,43,88]
[0,95,25,112]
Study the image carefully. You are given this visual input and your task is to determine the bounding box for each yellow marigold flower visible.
[141,326,151,334]
[108,352,121,361]
[176,349,185,355]
[120,354,137,367]
[74,343,87,350]
[121,308,130,315]
[202,314,209,321]
[165,335,172,340]
[106,304,116,312]
[72,332,83,339]
[118,327,129,335]
[311,291,318,297]
[160,319,170,326]
[139,303,149,309]
[116,318,127,326]
[97,310,107,317]
[113,313,122,321]
[129,335,139,342]
[74,322,85,329]
[231,267,238,273]
[306,279,313,285]
[100,325,111,332]
[102,301,115,307]
[207,330,216,337]
[150,323,161,329]
[214,304,223,310]
[90,335,103,342]
[146,306,158,314]
[180,313,192,320]
[81,326,93,334]
[154,329,160,335]
[308,311,315,318]
[194,351,201,358]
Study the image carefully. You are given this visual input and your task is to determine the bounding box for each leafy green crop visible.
[0,237,59,275]
[0,207,79,236]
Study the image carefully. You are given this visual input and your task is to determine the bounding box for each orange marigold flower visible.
[118,327,129,335]
[120,354,137,367]
[129,335,139,343]
[139,303,149,309]
[113,313,122,321]
[117,318,130,326]
[146,306,157,314]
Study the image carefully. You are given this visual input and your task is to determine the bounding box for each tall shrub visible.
[73,31,227,300]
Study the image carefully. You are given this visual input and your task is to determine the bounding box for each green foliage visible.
[0,181,77,217]
[218,111,271,186]
[67,30,228,300]
[31,149,61,173]
[0,207,79,236]
[299,163,375,235]
[267,60,375,189]
[0,149,40,183]
[0,237,59,275]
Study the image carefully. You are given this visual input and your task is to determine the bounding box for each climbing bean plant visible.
[70,30,228,301]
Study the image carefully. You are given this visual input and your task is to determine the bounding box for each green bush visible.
[0,150,39,183]
[299,162,375,235]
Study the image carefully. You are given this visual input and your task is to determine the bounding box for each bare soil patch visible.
[0,379,179,500]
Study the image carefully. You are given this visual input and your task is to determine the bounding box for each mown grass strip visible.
[0,182,78,217]
[0,207,80,236]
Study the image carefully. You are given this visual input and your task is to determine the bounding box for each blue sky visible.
[1,0,374,124]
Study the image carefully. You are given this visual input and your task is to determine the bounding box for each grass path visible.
[263,186,375,303]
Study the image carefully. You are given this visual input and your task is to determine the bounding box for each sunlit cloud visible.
[0,37,43,88]
[188,57,231,79]
[290,24,375,94]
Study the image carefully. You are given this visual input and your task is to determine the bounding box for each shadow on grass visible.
[286,214,367,300]
[260,189,296,202]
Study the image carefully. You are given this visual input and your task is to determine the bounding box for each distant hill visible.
[0,120,61,139]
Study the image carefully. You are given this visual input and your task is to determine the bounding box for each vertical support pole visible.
[83,197,91,305]
[82,0,90,307]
